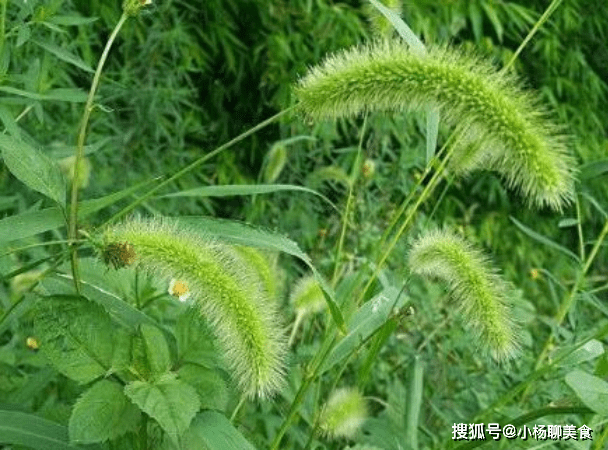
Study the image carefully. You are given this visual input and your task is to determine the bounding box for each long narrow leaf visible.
[158,184,338,212]
[0,134,66,205]
[32,39,94,73]
[177,216,346,333]
[0,179,158,243]
[510,216,580,263]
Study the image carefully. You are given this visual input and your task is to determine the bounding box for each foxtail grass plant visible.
[318,387,368,439]
[294,40,575,210]
[1,0,593,448]
[408,229,520,361]
[103,217,286,398]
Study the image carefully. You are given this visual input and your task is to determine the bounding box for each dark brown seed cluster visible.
[102,242,136,269]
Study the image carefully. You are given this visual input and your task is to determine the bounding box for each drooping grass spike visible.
[295,40,576,210]
[103,217,286,398]
[408,229,520,361]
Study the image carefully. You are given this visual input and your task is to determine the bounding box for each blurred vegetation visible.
[1,0,607,449]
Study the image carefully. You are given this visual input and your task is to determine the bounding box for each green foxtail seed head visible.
[263,143,288,184]
[295,40,576,210]
[103,217,286,398]
[408,229,520,361]
[319,387,367,439]
[290,275,326,317]
[229,246,280,302]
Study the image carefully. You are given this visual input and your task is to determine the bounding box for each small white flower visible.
[168,279,190,302]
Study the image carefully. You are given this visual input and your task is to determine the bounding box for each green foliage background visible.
[0,0,607,449]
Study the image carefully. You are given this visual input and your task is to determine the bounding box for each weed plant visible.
[0,1,607,449]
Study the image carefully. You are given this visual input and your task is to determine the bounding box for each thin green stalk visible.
[230,396,246,423]
[576,195,585,261]
[269,332,338,450]
[376,133,454,253]
[288,309,305,347]
[99,106,296,228]
[0,0,6,58]
[331,114,368,286]
[68,12,128,293]
[532,219,608,372]
[357,141,457,305]
[503,0,563,71]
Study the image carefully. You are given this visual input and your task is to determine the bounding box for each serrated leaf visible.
[34,295,116,384]
[0,134,66,205]
[175,311,219,366]
[140,324,172,376]
[565,369,608,415]
[32,39,94,73]
[0,410,92,450]
[178,364,228,411]
[124,376,200,438]
[69,379,141,444]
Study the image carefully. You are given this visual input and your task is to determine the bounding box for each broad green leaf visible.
[320,286,406,375]
[565,370,608,415]
[0,410,91,450]
[159,184,337,212]
[178,411,257,450]
[33,295,116,384]
[16,24,31,47]
[32,39,94,73]
[0,106,21,138]
[510,216,580,263]
[175,310,219,366]
[69,379,140,444]
[0,178,159,244]
[0,134,66,205]
[140,324,171,376]
[177,216,346,333]
[124,375,200,438]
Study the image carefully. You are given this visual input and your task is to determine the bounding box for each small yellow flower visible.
[168,279,190,302]
[530,268,540,280]
[26,337,39,351]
